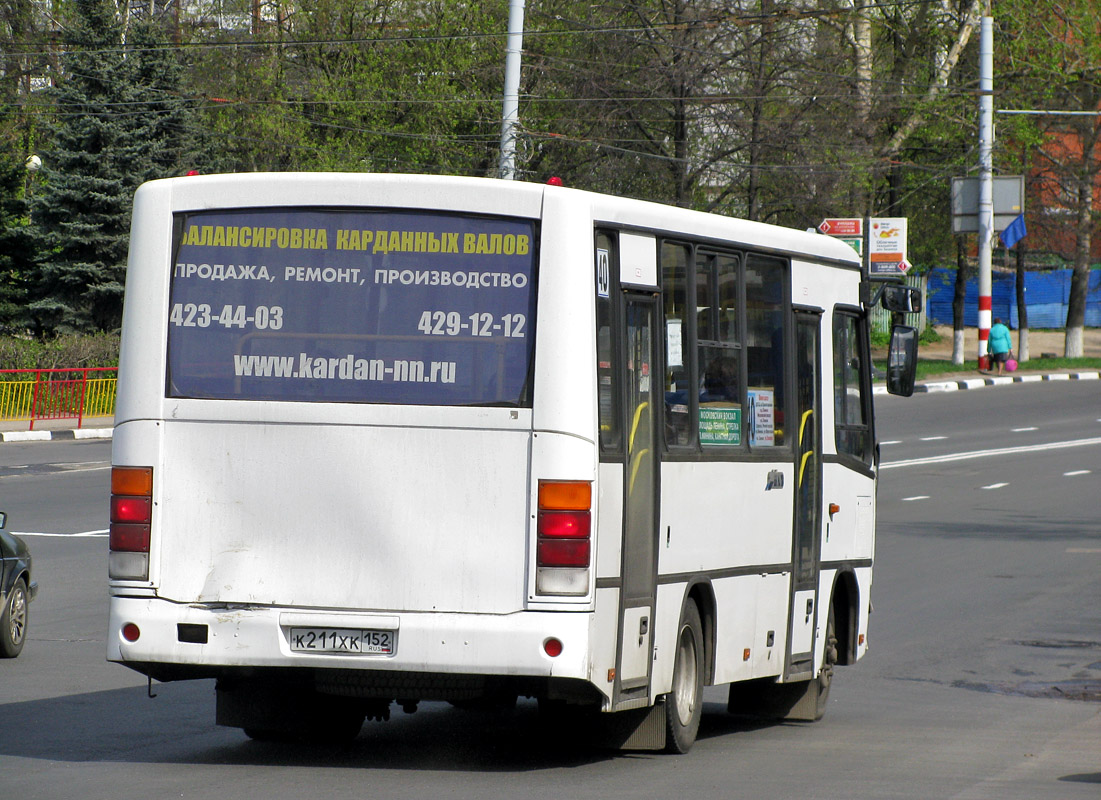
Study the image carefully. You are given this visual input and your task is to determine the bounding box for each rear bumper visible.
[107,596,597,686]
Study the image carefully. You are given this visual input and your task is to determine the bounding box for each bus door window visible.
[794,313,821,586]
[661,243,692,448]
[596,232,622,453]
[833,310,872,465]
[745,255,787,448]
[618,297,659,691]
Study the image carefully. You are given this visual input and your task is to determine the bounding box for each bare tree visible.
[999,0,1101,357]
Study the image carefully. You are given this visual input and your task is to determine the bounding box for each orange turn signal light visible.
[538,481,591,511]
[112,466,153,496]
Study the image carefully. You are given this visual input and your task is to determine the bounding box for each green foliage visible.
[0,332,119,372]
[193,0,506,175]
[28,1,206,336]
[0,146,34,332]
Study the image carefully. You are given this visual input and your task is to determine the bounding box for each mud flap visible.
[545,700,667,750]
[726,677,821,722]
[606,701,667,750]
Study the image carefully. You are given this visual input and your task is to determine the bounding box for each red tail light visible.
[537,509,590,539]
[537,538,590,567]
[111,496,151,524]
[536,481,592,572]
[110,524,151,553]
[110,467,153,554]
[110,467,153,580]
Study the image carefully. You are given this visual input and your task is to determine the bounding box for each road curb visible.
[874,369,1101,394]
[0,428,114,443]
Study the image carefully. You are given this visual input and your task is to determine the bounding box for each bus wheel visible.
[814,603,838,721]
[1,577,28,658]
[664,600,703,753]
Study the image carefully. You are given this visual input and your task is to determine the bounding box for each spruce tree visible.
[0,145,34,333]
[0,1,37,333]
[29,1,200,334]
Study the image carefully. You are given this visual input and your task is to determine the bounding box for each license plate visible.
[289,627,395,655]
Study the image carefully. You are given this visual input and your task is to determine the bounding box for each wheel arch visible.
[681,578,716,685]
[829,570,859,666]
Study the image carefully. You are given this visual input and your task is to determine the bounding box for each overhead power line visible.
[997,109,1101,116]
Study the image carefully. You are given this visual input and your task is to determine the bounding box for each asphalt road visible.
[1,382,1098,799]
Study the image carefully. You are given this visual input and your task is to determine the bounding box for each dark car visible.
[1,512,37,657]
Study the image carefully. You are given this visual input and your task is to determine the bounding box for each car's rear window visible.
[166,207,537,407]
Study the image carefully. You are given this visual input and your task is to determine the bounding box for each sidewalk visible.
[874,368,1101,396]
[0,416,114,443]
[872,324,1101,394]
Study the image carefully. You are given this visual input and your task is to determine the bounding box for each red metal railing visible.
[0,368,118,430]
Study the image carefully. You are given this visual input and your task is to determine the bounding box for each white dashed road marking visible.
[11,530,107,538]
[880,437,1101,470]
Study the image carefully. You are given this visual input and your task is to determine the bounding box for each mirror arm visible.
[868,283,886,310]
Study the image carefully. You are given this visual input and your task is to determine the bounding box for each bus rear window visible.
[165,208,537,407]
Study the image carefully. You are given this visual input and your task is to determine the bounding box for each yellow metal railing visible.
[0,368,117,429]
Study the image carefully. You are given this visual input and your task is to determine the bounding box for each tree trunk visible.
[1064,172,1092,358]
[952,236,968,365]
[1015,243,1028,362]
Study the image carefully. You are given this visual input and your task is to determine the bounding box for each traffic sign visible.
[818,218,863,236]
[868,217,907,276]
[870,258,912,276]
[839,237,862,255]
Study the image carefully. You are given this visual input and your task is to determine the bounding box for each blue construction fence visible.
[926,268,1101,329]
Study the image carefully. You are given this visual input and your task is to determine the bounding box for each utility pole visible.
[498,0,526,181]
[976,15,994,369]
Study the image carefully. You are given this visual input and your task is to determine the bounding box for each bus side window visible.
[833,310,871,463]
[696,252,743,448]
[745,254,786,447]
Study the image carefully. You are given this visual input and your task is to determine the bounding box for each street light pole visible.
[498,0,526,181]
[977,15,994,370]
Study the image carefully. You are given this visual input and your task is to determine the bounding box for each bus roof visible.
[139,172,861,268]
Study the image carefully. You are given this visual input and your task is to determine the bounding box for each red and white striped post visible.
[977,292,991,371]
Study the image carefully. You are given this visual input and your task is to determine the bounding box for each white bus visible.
[107,173,918,752]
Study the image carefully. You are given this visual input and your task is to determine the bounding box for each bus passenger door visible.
[787,310,822,680]
[615,296,659,707]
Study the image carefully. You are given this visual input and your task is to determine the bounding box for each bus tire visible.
[814,602,838,721]
[1,577,28,658]
[664,600,703,753]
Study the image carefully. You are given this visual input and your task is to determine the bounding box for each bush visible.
[919,326,941,345]
[0,333,120,372]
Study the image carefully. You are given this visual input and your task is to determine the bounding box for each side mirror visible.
[881,284,922,313]
[0,511,6,529]
[886,326,918,397]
